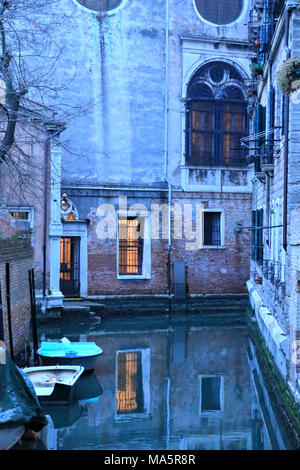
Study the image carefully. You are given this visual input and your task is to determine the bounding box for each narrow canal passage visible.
[25,304,294,450]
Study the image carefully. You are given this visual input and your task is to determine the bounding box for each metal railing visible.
[259,143,274,166]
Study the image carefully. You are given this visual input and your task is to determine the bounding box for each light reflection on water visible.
[33,311,293,451]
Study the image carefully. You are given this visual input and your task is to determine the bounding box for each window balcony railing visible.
[259,143,274,166]
[244,79,259,98]
[248,9,262,27]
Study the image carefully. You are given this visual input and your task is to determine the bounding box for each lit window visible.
[74,0,123,12]
[116,352,144,414]
[195,0,244,25]
[8,208,33,238]
[118,217,144,276]
[186,62,247,167]
[10,211,29,220]
[60,237,80,298]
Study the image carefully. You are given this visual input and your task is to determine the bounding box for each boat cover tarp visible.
[0,353,47,432]
[39,341,102,358]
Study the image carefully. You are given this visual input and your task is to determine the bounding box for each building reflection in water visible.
[115,348,151,420]
[36,315,293,450]
[116,352,144,414]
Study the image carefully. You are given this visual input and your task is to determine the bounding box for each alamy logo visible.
[95,196,206,251]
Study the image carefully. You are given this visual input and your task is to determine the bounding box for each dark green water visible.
[20,307,295,450]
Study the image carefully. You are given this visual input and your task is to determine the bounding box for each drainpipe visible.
[266,61,272,246]
[283,8,291,251]
[164,0,172,297]
[43,135,50,303]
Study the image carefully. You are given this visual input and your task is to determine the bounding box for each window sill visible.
[201,245,226,249]
[117,274,151,280]
[181,164,248,170]
[115,412,150,421]
[199,410,224,417]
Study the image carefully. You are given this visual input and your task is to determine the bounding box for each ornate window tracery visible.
[186,62,247,167]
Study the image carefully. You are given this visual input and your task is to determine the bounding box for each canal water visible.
[21,302,295,450]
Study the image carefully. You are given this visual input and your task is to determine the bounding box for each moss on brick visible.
[247,311,300,448]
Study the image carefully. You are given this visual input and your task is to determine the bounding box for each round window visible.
[74,0,123,12]
[194,0,244,25]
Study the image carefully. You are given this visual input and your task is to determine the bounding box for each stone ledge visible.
[247,279,288,378]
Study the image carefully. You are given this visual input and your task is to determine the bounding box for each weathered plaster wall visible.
[43,0,253,188]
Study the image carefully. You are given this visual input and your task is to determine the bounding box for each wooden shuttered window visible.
[252,209,264,263]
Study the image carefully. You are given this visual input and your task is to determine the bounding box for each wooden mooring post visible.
[29,268,39,365]
[5,263,14,361]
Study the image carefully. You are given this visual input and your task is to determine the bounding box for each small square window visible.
[203,212,221,246]
[10,211,29,220]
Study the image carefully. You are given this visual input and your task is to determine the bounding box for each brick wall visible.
[0,208,18,239]
[0,239,33,359]
[86,191,251,296]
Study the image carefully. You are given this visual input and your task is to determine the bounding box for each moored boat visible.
[0,349,47,450]
[23,365,84,404]
[37,339,103,370]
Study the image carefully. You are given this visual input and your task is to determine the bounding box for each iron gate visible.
[60,237,80,298]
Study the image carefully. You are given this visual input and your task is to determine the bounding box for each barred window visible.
[203,212,221,246]
[8,208,32,235]
[116,352,144,414]
[195,0,244,25]
[74,0,122,12]
[118,217,144,275]
[251,209,264,264]
[10,211,29,220]
[186,62,247,167]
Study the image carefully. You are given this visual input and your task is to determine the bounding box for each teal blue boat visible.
[37,339,103,370]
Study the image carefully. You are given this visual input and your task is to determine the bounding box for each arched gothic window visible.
[186,62,247,167]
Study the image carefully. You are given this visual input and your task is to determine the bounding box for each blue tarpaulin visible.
[0,353,47,432]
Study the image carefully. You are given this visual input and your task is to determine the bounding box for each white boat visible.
[23,365,84,404]
[37,338,103,370]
